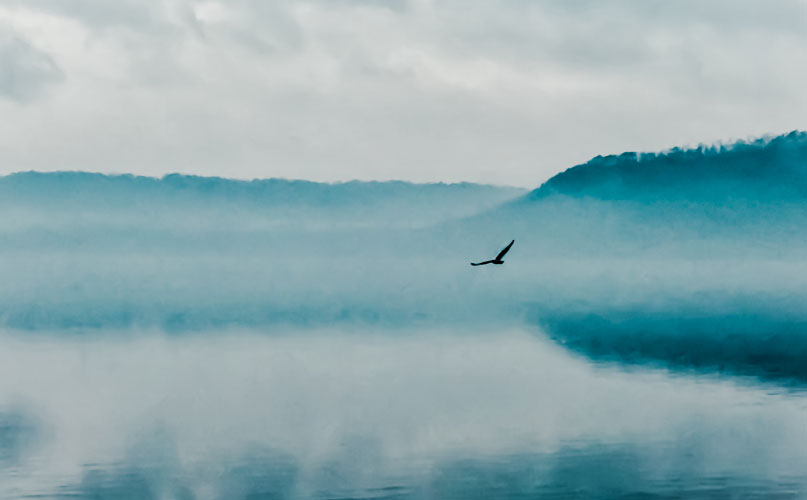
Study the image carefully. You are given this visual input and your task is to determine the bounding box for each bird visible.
[471,240,514,266]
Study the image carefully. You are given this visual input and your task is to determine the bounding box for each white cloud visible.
[0,0,805,186]
[0,24,62,101]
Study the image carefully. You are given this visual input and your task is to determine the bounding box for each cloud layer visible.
[0,24,62,101]
[0,0,806,185]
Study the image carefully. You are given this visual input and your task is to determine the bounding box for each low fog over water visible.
[3,134,807,497]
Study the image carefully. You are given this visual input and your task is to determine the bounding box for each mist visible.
[3,133,807,496]
[4,136,807,382]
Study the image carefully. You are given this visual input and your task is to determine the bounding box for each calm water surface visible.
[1,328,806,499]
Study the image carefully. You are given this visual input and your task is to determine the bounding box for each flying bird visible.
[471,240,514,266]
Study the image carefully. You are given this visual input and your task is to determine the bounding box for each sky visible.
[0,0,805,187]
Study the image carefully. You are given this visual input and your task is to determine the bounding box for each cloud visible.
[0,1,805,184]
[0,25,62,102]
[2,0,180,33]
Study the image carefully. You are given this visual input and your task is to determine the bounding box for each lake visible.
[1,328,805,499]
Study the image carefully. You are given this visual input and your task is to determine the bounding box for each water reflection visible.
[0,329,805,499]
[0,409,39,466]
[48,443,807,499]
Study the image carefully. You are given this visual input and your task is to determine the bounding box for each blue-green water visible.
[1,329,805,499]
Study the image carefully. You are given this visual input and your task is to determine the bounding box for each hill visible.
[0,171,525,230]
[531,130,807,202]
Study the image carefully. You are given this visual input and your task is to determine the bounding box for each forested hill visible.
[530,131,807,202]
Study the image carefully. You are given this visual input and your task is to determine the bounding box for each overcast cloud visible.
[0,24,62,101]
[0,0,805,186]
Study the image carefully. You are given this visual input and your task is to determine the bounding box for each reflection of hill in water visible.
[530,299,807,386]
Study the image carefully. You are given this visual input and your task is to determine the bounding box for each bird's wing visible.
[471,260,494,266]
[495,240,515,260]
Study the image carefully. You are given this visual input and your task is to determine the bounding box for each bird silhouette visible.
[471,240,514,266]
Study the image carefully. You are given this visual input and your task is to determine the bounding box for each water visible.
[1,328,806,499]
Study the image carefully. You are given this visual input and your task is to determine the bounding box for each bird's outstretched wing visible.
[471,260,495,266]
[495,240,515,261]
